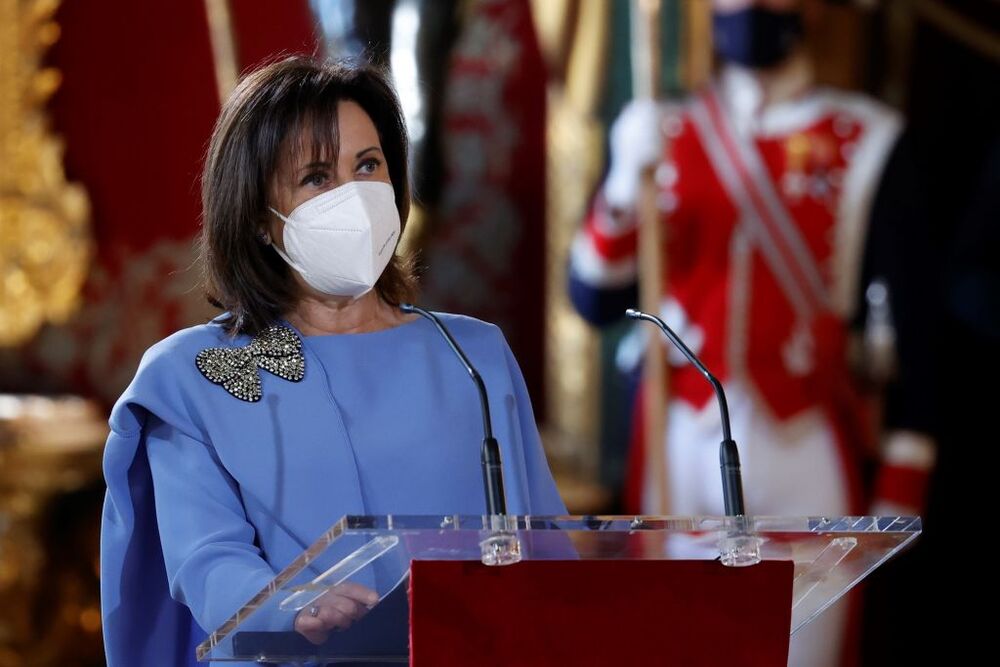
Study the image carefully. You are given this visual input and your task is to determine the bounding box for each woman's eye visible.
[300,172,328,187]
[357,157,381,175]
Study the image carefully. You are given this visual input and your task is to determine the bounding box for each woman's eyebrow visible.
[295,160,332,174]
[355,146,382,159]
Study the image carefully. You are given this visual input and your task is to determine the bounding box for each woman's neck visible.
[285,291,412,336]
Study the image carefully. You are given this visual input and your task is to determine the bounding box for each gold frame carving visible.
[0,0,92,348]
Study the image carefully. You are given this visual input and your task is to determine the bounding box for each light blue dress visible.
[100,313,566,666]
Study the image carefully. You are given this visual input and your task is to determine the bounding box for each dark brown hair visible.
[200,55,418,335]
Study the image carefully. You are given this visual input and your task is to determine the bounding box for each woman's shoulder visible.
[419,311,518,370]
[422,311,511,352]
[140,320,238,366]
[430,312,503,338]
[109,321,241,435]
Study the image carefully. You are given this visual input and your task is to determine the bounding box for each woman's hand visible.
[293,582,381,645]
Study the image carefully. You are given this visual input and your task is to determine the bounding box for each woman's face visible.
[266,99,391,250]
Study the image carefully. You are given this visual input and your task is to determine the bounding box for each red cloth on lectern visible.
[410,559,793,666]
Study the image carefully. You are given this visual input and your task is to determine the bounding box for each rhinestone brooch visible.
[195,325,305,402]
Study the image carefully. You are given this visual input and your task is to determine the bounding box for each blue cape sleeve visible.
[100,332,278,667]
[101,414,207,666]
[497,332,567,516]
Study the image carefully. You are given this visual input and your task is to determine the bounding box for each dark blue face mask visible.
[712,7,804,69]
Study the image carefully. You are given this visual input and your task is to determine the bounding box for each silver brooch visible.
[195,325,305,402]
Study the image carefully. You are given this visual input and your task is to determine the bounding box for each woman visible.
[100,56,565,666]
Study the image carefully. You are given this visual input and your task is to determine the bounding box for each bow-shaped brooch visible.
[195,325,305,402]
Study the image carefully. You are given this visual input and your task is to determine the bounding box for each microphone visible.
[625,308,746,517]
[399,304,508,516]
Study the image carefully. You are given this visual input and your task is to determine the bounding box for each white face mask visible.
[269,181,400,298]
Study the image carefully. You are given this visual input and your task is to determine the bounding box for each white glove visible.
[603,99,665,209]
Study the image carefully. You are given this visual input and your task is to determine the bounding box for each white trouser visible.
[646,381,852,667]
